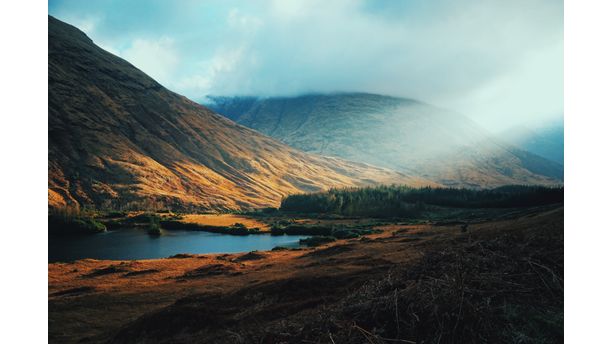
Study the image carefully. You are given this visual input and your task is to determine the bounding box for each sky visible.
[48,0,563,131]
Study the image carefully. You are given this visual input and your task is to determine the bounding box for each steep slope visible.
[206,93,563,188]
[499,120,564,165]
[48,17,430,211]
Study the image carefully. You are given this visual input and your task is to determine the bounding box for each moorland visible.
[49,185,563,343]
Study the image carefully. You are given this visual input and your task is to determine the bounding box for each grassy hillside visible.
[207,93,564,188]
[48,17,432,212]
[500,121,564,165]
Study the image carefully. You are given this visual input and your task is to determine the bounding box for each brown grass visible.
[49,16,437,213]
[49,207,563,343]
[179,214,268,230]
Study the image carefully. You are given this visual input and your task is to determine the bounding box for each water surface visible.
[49,228,307,262]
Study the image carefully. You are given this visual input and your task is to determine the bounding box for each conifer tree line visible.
[280,185,563,217]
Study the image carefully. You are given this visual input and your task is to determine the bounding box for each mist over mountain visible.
[48,17,428,211]
[49,1,563,131]
[206,93,563,188]
[499,120,564,165]
[46,3,565,343]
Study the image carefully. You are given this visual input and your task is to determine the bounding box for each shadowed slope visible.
[48,17,430,211]
[500,121,564,165]
[207,93,563,188]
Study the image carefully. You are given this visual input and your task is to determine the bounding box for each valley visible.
[48,16,430,212]
[46,13,564,344]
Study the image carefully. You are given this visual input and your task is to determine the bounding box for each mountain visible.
[499,120,564,165]
[206,93,563,188]
[48,17,430,211]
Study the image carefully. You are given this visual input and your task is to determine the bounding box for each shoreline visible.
[49,206,563,343]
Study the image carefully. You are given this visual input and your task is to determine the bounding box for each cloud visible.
[448,41,563,130]
[66,15,100,34]
[227,8,263,32]
[176,46,248,96]
[121,36,179,86]
[49,0,563,130]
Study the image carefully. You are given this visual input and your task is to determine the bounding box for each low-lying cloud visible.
[49,0,563,130]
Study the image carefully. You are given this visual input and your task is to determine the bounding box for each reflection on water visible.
[49,228,307,262]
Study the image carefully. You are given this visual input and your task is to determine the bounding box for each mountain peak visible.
[48,17,431,211]
[207,94,563,188]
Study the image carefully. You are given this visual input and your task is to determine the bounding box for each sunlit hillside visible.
[48,17,434,212]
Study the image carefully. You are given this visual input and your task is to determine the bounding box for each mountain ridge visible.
[205,93,563,188]
[48,16,431,211]
[499,121,564,165]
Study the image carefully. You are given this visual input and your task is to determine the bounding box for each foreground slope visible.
[207,93,564,188]
[48,17,428,211]
[49,206,563,343]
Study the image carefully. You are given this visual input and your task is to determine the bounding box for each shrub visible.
[105,211,128,218]
[159,220,260,236]
[299,236,336,247]
[271,224,333,236]
[127,213,161,224]
[49,214,107,235]
[272,224,374,239]
[147,216,162,236]
[226,223,259,235]
[270,225,286,236]
[261,207,278,214]
[331,229,360,239]
[104,219,126,230]
[147,227,162,236]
